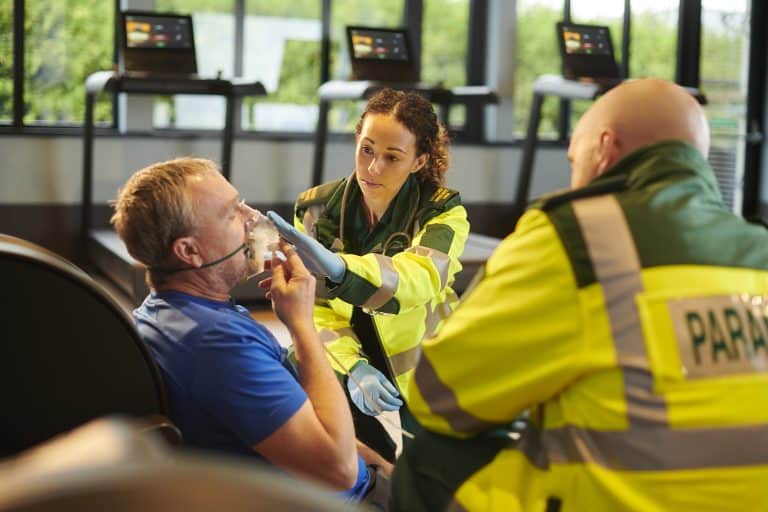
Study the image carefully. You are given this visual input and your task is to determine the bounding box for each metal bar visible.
[311,100,330,187]
[514,93,545,225]
[741,0,767,218]
[221,92,234,181]
[231,0,245,135]
[234,0,244,77]
[404,0,423,80]
[12,0,24,127]
[464,0,489,141]
[311,0,332,186]
[675,0,701,87]
[557,0,572,141]
[621,0,631,79]
[320,0,331,84]
[112,0,120,128]
[82,91,95,248]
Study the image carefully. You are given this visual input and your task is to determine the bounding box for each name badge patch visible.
[668,295,768,378]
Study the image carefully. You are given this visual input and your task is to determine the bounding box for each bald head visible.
[568,79,710,189]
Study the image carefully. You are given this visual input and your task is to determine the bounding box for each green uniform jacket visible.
[407,142,768,511]
[294,173,469,399]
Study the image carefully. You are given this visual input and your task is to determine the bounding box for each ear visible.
[171,236,203,268]
[594,129,620,176]
[411,153,429,174]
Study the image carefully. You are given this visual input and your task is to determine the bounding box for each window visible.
[0,0,11,123]
[422,0,468,88]
[422,0,469,127]
[701,0,750,211]
[328,0,404,132]
[514,0,563,137]
[630,0,678,81]
[567,0,624,132]
[24,0,113,125]
[243,1,321,132]
[154,0,234,129]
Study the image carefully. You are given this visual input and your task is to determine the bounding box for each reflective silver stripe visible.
[362,254,399,310]
[537,195,768,471]
[318,327,357,345]
[390,345,422,376]
[445,499,469,512]
[406,245,451,288]
[423,302,441,339]
[302,204,324,238]
[572,195,668,427]
[544,424,768,470]
[414,352,495,433]
[423,293,457,338]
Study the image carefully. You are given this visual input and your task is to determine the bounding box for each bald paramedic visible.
[392,79,768,511]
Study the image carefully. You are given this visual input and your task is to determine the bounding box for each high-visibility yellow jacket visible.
[294,173,469,397]
[407,142,768,511]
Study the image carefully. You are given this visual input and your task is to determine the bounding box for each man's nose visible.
[240,203,258,228]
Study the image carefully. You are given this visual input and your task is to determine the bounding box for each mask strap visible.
[149,243,246,275]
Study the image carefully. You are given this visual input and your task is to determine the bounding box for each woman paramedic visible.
[267,88,469,461]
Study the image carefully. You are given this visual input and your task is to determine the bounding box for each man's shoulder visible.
[138,293,278,351]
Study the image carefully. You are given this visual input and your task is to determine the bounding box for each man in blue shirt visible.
[111,157,388,506]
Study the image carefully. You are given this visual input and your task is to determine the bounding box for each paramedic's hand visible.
[347,362,403,416]
[266,211,346,283]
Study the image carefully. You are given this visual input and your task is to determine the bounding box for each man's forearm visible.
[291,323,356,456]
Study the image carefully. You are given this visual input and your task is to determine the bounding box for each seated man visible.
[111,157,389,506]
[393,78,768,511]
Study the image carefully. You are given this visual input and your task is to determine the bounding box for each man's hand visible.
[266,240,316,334]
[266,211,346,283]
[347,362,403,416]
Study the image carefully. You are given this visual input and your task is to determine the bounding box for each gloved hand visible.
[266,211,346,283]
[347,362,403,416]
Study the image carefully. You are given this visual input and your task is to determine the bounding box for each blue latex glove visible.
[347,362,403,416]
[266,211,346,283]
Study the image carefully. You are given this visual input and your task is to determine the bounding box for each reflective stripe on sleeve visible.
[423,293,457,339]
[302,204,324,237]
[318,327,357,345]
[390,345,422,376]
[414,353,496,433]
[361,254,399,310]
[406,245,451,289]
[445,499,469,512]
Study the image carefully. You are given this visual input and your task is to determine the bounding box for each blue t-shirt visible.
[134,290,369,499]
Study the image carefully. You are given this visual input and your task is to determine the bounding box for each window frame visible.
[0,0,762,172]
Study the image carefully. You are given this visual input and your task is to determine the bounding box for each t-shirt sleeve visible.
[193,318,308,447]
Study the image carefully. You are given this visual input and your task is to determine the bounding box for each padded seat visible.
[0,234,169,457]
[0,417,343,512]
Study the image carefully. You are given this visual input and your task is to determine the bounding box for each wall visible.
[0,135,570,261]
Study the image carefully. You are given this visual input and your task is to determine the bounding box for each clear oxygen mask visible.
[242,205,280,278]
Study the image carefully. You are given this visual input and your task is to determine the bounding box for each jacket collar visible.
[591,140,721,202]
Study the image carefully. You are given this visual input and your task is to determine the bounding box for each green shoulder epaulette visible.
[427,186,461,209]
[538,175,628,212]
[296,178,345,209]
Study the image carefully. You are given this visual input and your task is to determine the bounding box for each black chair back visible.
[0,234,168,457]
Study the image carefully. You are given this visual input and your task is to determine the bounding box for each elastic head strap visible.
[148,243,246,275]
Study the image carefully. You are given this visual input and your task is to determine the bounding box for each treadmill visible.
[82,71,266,304]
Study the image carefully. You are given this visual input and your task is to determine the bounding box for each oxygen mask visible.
[241,204,279,278]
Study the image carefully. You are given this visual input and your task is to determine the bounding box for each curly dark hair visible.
[355,88,451,187]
